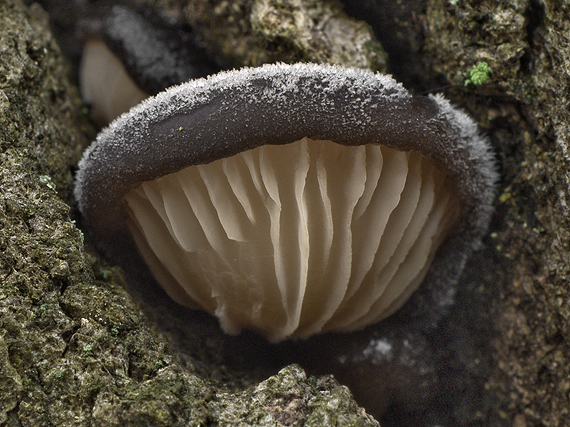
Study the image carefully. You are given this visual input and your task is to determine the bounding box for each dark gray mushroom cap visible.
[74,62,497,341]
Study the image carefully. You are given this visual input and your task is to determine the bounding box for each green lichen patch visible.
[464,61,492,86]
[425,0,528,89]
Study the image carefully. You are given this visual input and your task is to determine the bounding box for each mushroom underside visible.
[123,137,459,342]
[80,39,149,125]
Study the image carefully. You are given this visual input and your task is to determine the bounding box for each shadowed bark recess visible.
[422,1,570,425]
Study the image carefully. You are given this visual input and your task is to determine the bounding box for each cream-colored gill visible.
[123,137,458,341]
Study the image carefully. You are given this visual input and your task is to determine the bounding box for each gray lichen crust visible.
[0,0,380,425]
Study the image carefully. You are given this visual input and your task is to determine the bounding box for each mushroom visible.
[74,63,497,342]
[80,38,149,126]
[77,4,218,125]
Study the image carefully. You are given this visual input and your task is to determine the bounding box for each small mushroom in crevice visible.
[80,37,149,126]
[74,63,497,343]
[76,3,219,125]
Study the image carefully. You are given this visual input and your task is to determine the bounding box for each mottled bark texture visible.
[424,1,570,426]
[0,0,383,426]
[362,0,569,425]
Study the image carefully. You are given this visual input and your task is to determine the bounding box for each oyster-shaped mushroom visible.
[75,63,496,342]
[78,4,218,125]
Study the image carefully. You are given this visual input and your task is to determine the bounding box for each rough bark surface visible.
[323,0,570,425]
[139,0,387,70]
[421,0,570,425]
